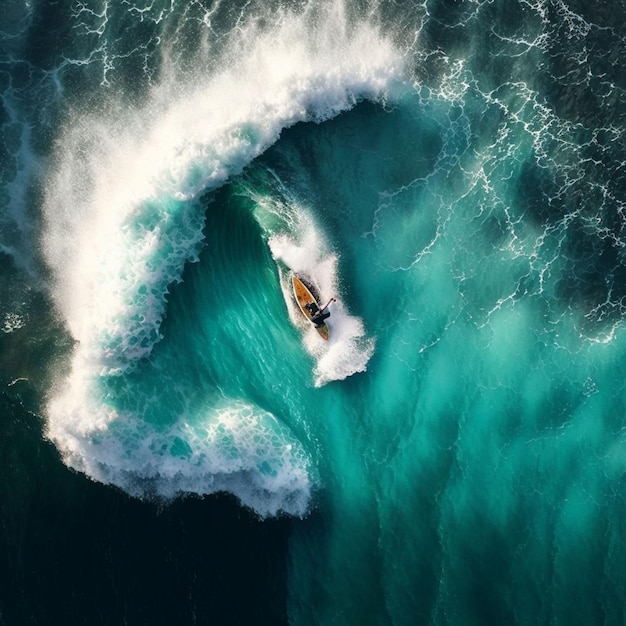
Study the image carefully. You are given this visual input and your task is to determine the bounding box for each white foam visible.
[2,312,26,333]
[47,370,311,517]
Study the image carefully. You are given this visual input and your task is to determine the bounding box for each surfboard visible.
[292,275,330,340]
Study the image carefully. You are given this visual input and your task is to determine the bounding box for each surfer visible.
[305,298,336,327]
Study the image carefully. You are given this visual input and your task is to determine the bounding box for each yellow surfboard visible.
[292,275,330,340]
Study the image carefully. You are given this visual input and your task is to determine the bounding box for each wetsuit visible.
[311,311,331,327]
[305,302,330,327]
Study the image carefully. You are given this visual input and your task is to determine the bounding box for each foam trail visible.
[42,3,401,513]
[263,200,375,387]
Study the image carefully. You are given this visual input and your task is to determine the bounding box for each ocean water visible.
[3,0,626,624]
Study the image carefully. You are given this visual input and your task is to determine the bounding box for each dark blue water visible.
[3,1,626,624]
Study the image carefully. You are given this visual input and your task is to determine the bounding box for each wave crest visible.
[43,3,402,514]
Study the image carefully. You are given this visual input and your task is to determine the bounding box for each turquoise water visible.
[3,0,626,624]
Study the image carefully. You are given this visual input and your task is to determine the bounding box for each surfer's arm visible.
[320,297,336,312]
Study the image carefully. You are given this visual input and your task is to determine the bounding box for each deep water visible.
[0,394,291,626]
[3,0,626,624]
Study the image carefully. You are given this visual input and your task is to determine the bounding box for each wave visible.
[43,3,402,375]
[42,2,403,514]
[47,369,312,517]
